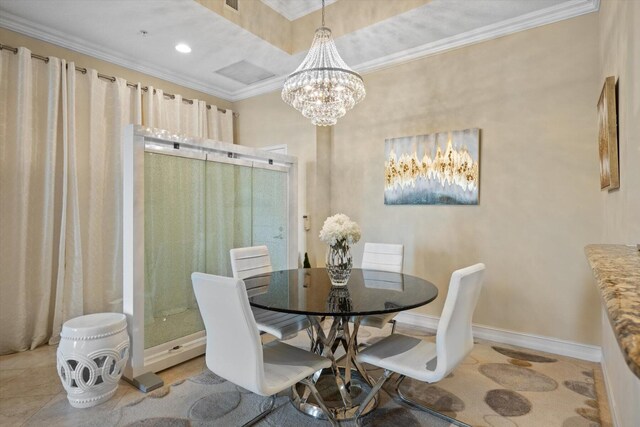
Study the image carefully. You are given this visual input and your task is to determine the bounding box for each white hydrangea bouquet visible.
[319,214,360,286]
[319,213,361,247]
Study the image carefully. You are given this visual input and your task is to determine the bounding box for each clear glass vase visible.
[326,243,352,286]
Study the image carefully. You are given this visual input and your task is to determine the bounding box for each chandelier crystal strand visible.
[281,0,365,126]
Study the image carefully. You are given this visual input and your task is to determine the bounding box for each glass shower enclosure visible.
[122,125,297,386]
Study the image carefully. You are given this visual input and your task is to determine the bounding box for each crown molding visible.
[354,0,600,76]
[1,0,599,103]
[0,11,236,102]
[230,74,287,101]
[232,0,600,101]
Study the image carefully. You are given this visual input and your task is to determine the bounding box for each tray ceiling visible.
[260,0,338,21]
[0,0,599,102]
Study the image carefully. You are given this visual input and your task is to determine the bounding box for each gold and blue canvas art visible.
[384,128,480,205]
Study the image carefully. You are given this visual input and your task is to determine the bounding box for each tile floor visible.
[0,341,206,427]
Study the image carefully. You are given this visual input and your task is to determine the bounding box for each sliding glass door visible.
[204,161,253,278]
[143,152,289,349]
[252,167,288,271]
[144,152,206,349]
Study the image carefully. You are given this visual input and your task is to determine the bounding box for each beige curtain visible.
[208,106,234,142]
[0,47,234,353]
[50,67,143,344]
[0,48,62,352]
[143,86,233,141]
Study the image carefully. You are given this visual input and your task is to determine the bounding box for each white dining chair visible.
[230,246,310,340]
[191,272,338,426]
[354,263,485,425]
[359,243,404,333]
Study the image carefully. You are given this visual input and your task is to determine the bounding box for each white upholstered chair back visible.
[230,245,273,282]
[361,243,404,273]
[433,263,485,380]
[191,272,267,395]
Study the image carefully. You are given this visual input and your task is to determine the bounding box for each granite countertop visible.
[585,244,640,378]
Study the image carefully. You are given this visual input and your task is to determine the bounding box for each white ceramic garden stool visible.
[56,313,130,408]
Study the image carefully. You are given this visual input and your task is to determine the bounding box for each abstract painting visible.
[597,76,619,191]
[384,128,480,205]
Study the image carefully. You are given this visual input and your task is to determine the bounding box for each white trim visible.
[598,306,640,427]
[231,0,601,101]
[600,357,621,427]
[395,311,441,330]
[122,125,146,381]
[262,144,288,155]
[353,0,601,77]
[0,11,236,101]
[123,125,299,381]
[228,75,287,102]
[394,311,602,363]
[143,334,207,375]
[1,0,599,102]
[135,126,297,165]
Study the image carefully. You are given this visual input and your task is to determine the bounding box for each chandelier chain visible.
[321,0,325,27]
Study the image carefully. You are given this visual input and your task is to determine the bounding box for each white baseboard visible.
[600,357,621,427]
[394,311,602,362]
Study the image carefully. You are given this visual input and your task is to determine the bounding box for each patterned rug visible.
[22,325,608,427]
[112,369,454,427]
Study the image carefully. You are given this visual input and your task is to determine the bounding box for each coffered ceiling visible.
[0,0,599,102]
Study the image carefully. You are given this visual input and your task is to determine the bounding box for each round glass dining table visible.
[244,268,438,420]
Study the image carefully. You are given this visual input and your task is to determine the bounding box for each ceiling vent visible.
[225,0,238,11]
[215,61,275,85]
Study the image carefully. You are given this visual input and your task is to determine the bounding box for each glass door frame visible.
[122,125,298,384]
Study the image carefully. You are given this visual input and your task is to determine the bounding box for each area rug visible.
[22,325,608,427]
[114,333,607,427]
[114,369,454,427]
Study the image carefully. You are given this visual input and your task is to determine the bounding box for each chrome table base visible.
[291,315,378,421]
[291,317,471,426]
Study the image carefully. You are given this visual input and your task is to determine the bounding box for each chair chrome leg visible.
[395,377,471,427]
[354,369,393,424]
[307,326,315,351]
[241,394,276,427]
[300,378,339,427]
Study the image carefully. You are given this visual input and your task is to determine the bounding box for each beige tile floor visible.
[0,342,207,427]
[0,324,611,427]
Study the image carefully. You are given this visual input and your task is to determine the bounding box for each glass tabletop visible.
[244,268,438,317]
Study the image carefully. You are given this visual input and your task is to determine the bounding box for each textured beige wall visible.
[598,2,640,422]
[234,93,334,267]
[195,0,431,55]
[195,0,292,53]
[237,13,604,345]
[292,0,431,53]
[331,14,602,345]
[598,0,640,243]
[0,27,233,110]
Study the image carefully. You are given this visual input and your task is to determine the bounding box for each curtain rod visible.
[0,43,238,117]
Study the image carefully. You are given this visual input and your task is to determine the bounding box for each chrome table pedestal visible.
[291,315,378,421]
[245,268,439,422]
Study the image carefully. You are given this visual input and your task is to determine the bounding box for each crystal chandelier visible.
[281,0,365,126]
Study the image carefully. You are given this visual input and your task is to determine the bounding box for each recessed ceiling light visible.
[175,43,191,53]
